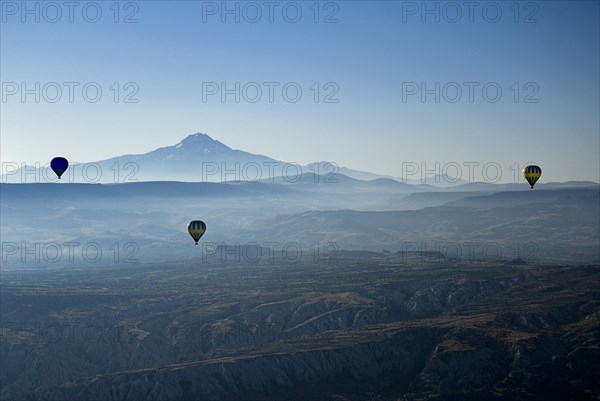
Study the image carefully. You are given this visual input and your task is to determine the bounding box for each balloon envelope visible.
[523,165,542,189]
[187,220,206,245]
[50,157,69,179]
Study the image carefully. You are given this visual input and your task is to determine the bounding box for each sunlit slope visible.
[1,254,598,400]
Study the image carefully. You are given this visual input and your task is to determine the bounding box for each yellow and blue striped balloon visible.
[522,165,542,189]
[187,220,206,245]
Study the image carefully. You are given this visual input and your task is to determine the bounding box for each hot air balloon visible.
[523,165,542,189]
[50,157,69,179]
[187,220,206,245]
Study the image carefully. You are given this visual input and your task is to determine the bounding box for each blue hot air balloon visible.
[50,157,69,179]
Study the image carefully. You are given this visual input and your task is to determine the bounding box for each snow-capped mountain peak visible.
[172,133,229,153]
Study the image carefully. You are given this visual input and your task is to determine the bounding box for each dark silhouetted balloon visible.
[523,165,542,189]
[187,220,206,245]
[50,157,69,179]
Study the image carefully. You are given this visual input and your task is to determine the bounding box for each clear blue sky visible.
[1,1,599,182]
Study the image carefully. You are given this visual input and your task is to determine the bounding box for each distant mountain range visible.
[2,177,598,265]
[1,133,469,185]
[4,131,599,190]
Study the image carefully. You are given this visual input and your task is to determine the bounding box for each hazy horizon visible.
[2,131,599,185]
